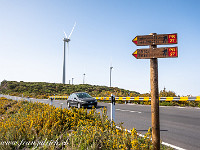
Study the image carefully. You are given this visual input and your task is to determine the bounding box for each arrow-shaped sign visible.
[132,33,177,46]
[132,47,178,59]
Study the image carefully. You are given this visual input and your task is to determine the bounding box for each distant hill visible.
[0,80,140,99]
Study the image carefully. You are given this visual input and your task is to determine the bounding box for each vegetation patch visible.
[0,97,173,149]
[0,80,139,99]
[1,80,199,107]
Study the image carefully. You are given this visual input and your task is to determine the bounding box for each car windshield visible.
[76,93,92,98]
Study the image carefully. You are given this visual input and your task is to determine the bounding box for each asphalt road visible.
[112,103,200,150]
[1,95,200,150]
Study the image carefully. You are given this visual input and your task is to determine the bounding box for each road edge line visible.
[161,141,186,150]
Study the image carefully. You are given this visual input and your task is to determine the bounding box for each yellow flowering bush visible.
[0,98,172,149]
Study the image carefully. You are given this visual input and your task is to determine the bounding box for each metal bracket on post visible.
[111,94,115,124]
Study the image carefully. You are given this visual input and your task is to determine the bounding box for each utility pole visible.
[72,78,74,85]
[149,33,160,150]
[83,73,85,84]
[110,66,113,87]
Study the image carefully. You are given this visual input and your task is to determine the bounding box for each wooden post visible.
[150,33,160,150]
[132,32,178,149]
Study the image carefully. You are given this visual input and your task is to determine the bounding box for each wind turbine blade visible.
[63,31,68,38]
[68,22,76,39]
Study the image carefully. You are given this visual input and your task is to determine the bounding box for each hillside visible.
[0,80,140,99]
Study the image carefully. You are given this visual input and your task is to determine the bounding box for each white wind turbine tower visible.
[63,22,76,84]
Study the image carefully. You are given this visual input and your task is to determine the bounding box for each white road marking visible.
[161,141,186,150]
[116,126,186,150]
[130,111,136,112]
[119,109,129,112]
[116,108,142,114]
[127,103,136,105]
[176,107,185,109]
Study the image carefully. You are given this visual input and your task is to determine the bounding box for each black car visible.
[67,92,97,108]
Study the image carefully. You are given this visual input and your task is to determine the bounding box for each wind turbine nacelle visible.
[63,38,70,42]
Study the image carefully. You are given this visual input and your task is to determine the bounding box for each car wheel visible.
[67,102,70,108]
[77,103,81,109]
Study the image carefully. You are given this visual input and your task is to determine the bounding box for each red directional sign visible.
[132,47,178,59]
[132,33,177,46]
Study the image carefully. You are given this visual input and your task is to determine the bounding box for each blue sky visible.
[0,0,200,96]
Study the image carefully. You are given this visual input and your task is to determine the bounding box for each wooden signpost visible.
[133,47,178,59]
[132,33,177,46]
[132,33,178,150]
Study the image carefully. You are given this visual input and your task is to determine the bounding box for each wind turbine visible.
[63,22,76,84]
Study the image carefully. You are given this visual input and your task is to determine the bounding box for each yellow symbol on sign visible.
[132,37,138,45]
[132,50,137,58]
[169,35,176,39]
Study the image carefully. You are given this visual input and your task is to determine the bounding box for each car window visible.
[76,93,92,98]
